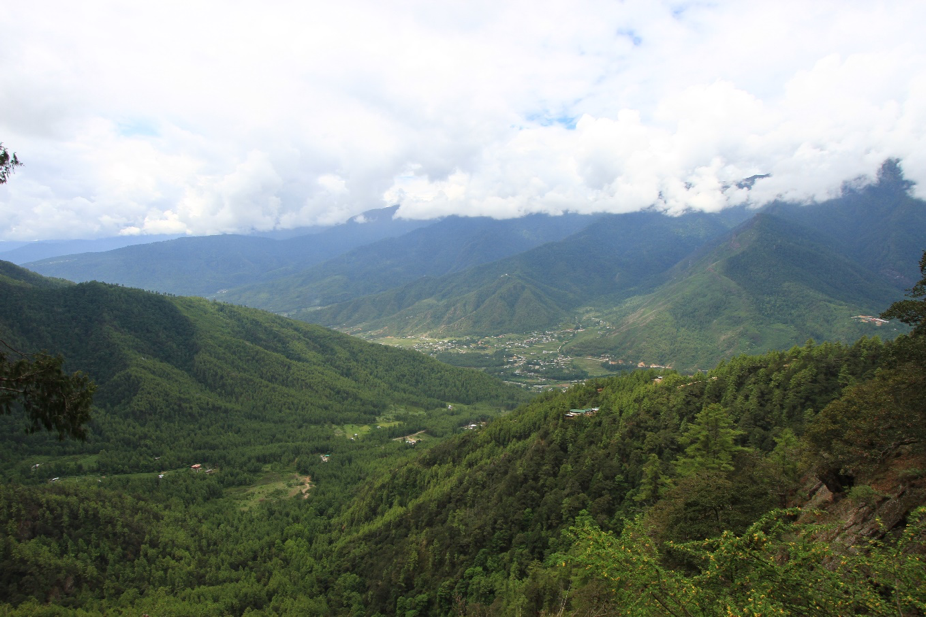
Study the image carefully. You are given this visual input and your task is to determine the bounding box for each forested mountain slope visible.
[215,213,596,313]
[23,206,431,296]
[321,332,926,615]
[302,209,741,335]
[1,257,924,614]
[768,159,926,288]
[0,262,528,482]
[569,212,906,370]
[0,260,72,290]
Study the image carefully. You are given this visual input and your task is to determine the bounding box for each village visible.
[369,325,670,390]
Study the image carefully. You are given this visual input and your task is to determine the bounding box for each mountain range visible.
[19,160,926,371]
[297,164,921,368]
[21,206,431,296]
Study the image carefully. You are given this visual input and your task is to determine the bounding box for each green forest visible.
[1,253,925,615]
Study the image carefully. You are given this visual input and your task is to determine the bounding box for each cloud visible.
[1,0,925,239]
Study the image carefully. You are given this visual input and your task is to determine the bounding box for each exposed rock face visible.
[817,468,855,494]
[800,451,926,548]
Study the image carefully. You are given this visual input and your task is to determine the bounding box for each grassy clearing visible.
[230,471,312,510]
[334,420,403,440]
[572,356,626,377]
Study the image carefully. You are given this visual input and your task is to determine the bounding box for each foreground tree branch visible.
[0,340,95,440]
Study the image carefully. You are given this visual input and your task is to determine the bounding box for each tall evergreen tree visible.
[675,403,748,476]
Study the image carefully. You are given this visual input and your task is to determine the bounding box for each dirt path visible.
[290,475,312,498]
[393,430,427,442]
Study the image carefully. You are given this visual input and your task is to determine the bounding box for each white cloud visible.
[1,0,925,239]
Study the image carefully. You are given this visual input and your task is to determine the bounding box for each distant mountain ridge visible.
[765,159,926,287]
[215,212,598,312]
[17,161,925,372]
[300,209,746,335]
[23,206,432,296]
[0,234,185,265]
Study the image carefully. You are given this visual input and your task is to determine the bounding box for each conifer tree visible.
[634,453,671,504]
[674,404,749,477]
[0,143,21,183]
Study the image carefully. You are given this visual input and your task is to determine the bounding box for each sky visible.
[1,0,925,241]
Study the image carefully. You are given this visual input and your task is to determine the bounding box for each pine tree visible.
[675,404,749,477]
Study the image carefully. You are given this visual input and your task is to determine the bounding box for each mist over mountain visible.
[20,162,922,375]
[766,159,926,288]
[296,163,921,371]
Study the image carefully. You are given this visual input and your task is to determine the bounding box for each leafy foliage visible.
[561,507,926,616]
[0,340,95,440]
[881,249,926,337]
[1,252,925,615]
[307,337,898,614]
[673,403,748,476]
[0,148,96,442]
[0,142,21,184]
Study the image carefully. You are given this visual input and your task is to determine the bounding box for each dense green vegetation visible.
[320,337,913,615]
[3,303,924,615]
[0,264,528,487]
[1,239,924,615]
[3,329,923,615]
[570,212,906,370]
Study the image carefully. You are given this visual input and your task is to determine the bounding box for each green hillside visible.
[303,210,738,335]
[217,213,596,313]
[321,337,923,615]
[0,260,72,290]
[570,213,906,370]
[0,263,529,484]
[3,327,923,614]
[302,190,919,374]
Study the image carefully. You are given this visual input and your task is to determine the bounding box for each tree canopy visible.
[0,340,95,440]
[0,143,21,184]
[881,249,926,337]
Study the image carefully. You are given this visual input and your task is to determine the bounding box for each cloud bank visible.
[1,0,925,239]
